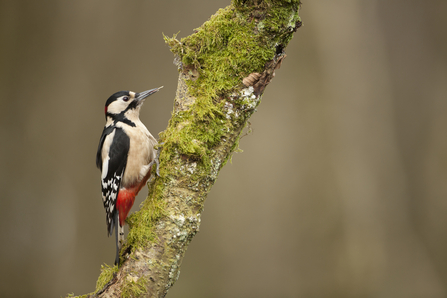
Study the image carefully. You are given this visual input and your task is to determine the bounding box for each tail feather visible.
[110,209,125,265]
[114,212,120,265]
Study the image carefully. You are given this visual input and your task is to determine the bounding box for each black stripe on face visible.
[125,98,140,111]
[107,113,136,127]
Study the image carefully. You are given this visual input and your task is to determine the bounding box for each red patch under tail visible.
[116,189,136,227]
[116,168,152,227]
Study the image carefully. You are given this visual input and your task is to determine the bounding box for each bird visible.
[96,87,162,265]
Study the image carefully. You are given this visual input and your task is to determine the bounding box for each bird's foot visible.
[149,143,163,181]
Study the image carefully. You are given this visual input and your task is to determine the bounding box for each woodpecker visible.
[96,87,162,265]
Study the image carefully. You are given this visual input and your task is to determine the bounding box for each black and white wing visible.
[96,126,130,236]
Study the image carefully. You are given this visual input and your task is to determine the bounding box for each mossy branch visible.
[71,1,301,297]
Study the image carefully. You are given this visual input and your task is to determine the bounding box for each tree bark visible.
[73,1,302,297]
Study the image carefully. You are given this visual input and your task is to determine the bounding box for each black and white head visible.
[104,87,162,123]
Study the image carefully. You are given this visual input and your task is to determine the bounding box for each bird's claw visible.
[149,143,163,181]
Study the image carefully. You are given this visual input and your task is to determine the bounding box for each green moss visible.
[121,275,149,298]
[165,6,275,101]
[65,294,91,298]
[162,2,301,172]
[233,0,301,9]
[163,7,260,171]
[95,264,119,293]
[124,178,168,251]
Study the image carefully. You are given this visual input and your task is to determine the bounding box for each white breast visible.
[118,120,157,187]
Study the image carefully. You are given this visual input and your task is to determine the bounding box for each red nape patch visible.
[105,106,108,114]
[116,190,136,226]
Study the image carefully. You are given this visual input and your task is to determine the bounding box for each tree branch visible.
[72,1,301,297]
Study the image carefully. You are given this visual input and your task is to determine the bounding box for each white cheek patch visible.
[107,100,128,114]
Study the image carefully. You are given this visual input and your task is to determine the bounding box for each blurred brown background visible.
[1,1,446,297]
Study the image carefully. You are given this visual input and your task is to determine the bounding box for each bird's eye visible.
[123,96,129,102]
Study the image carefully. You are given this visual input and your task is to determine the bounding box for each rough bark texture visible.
[74,1,301,297]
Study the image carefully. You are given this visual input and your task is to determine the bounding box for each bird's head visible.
[104,87,163,122]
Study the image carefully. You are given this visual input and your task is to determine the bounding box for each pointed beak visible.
[135,86,163,103]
